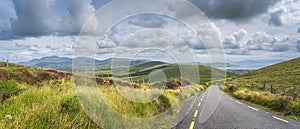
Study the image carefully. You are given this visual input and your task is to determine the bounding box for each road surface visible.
[175,85,300,129]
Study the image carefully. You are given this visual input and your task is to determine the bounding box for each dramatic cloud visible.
[266,0,300,26]
[46,45,61,50]
[223,29,247,49]
[268,9,285,26]
[225,48,249,55]
[59,0,99,35]
[28,44,40,51]
[190,0,278,20]
[297,40,300,52]
[120,30,175,48]
[10,0,53,38]
[0,0,99,40]
[0,0,16,31]
[128,14,167,28]
[247,31,292,52]
[97,35,117,48]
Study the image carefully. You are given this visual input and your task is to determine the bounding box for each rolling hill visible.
[97,61,236,84]
[234,57,300,86]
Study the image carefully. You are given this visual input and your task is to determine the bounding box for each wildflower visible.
[5,115,12,120]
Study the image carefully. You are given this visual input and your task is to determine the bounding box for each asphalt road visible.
[175,85,300,129]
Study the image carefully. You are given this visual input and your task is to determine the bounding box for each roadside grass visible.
[222,84,300,119]
[0,79,100,129]
[1,76,206,128]
[99,84,205,118]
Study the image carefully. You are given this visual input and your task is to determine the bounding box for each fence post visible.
[271,85,273,94]
[6,59,8,68]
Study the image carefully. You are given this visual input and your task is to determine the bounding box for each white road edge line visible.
[272,116,289,123]
[248,106,259,111]
[235,100,242,104]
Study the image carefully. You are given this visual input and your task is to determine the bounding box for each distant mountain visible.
[19,56,148,71]
[235,57,300,86]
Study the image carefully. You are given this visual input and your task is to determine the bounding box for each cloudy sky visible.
[0,0,300,63]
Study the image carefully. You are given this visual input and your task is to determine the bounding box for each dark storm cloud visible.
[189,0,279,20]
[0,0,97,40]
[10,0,52,37]
[268,9,285,26]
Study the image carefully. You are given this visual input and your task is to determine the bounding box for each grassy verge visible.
[0,77,206,128]
[0,79,100,128]
[222,84,300,120]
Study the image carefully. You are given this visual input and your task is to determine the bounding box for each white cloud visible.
[223,29,248,49]
[267,0,300,26]
[247,31,292,52]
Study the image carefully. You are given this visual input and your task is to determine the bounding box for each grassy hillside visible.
[234,57,300,86]
[224,57,300,119]
[97,61,236,84]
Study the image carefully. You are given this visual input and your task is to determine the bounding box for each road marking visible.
[248,106,259,111]
[194,110,199,118]
[189,121,195,129]
[235,100,242,104]
[272,116,288,123]
[198,102,201,107]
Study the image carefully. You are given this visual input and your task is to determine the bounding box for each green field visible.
[96,61,236,84]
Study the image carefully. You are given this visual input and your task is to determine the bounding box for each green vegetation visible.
[233,57,300,86]
[224,57,300,119]
[0,61,211,128]
[223,84,300,119]
[0,62,99,128]
[97,61,236,84]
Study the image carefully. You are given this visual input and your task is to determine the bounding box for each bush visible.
[164,79,181,89]
[0,80,21,103]
[60,95,80,114]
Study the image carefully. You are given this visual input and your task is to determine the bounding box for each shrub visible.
[0,80,21,103]
[164,79,181,89]
[60,95,80,114]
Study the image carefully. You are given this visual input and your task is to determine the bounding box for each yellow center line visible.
[273,116,289,123]
[248,106,259,111]
[194,110,199,118]
[198,102,201,107]
[189,121,195,129]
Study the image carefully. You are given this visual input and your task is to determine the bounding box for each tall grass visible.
[223,84,300,119]
[0,79,100,128]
